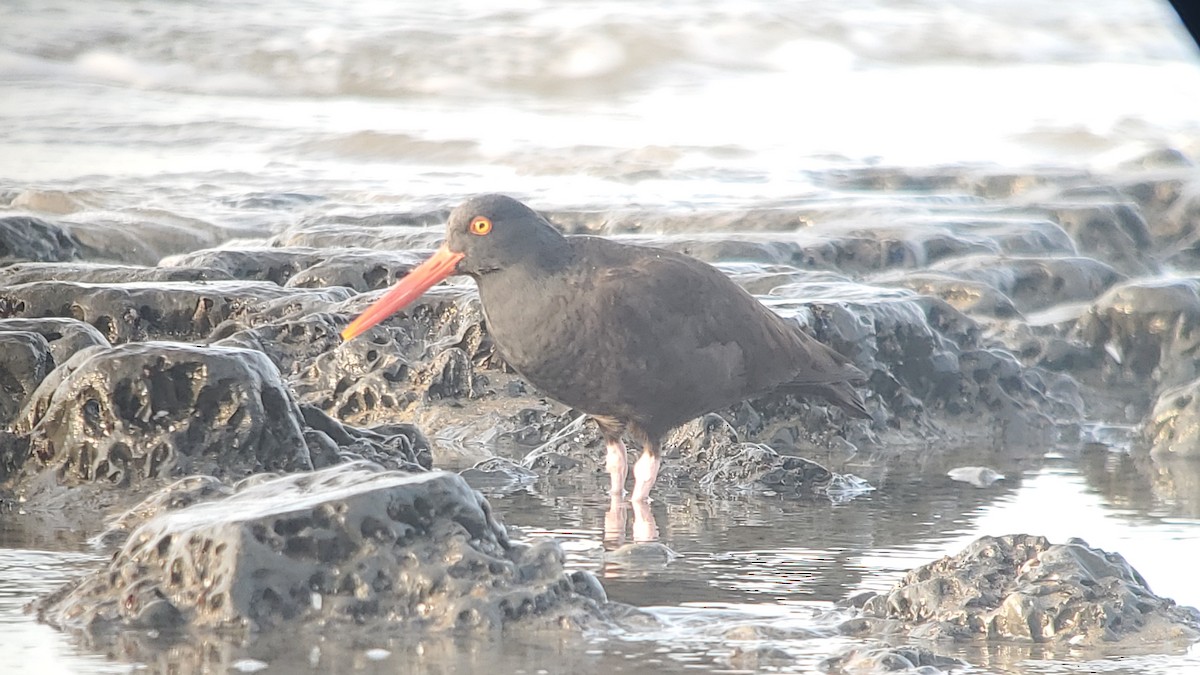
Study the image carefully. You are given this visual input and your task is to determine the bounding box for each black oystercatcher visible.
[342,195,870,501]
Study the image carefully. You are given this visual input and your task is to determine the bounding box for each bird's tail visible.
[786,379,873,420]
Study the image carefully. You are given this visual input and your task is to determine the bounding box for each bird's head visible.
[341,194,564,341]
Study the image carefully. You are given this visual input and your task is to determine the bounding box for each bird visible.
[341,194,871,502]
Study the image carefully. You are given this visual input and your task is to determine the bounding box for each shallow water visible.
[3,446,1199,674]
[4,0,1200,672]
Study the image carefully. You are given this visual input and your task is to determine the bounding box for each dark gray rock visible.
[271,223,443,251]
[283,248,430,292]
[60,211,259,266]
[0,317,111,365]
[1074,277,1200,396]
[162,247,326,285]
[0,262,232,285]
[1043,201,1158,277]
[1141,378,1200,458]
[0,215,80,264]
[615,215,1074,274]
[876,271,1022,319]
[162,246,427,292]
[298,403,432,472]
[0,280,351,344]
[459,457,539,491]
[36,462,609,636]
[10,342,313,492]
[921,254,1123,314]
[819,165,1089,198]
[820,644,966,674]
[0,331,53,427]
[846,534,1200,645]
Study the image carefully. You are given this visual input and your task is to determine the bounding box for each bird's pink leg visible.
[630,448,661,502]
[605,438,629,496]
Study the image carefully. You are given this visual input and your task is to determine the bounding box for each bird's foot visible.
[630,453,661,502]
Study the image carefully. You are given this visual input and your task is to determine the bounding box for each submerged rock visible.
[820,644,965,674]
[846,534,1200,645]
[37,462,609,637]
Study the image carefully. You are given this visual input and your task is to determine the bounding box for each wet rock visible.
[271,221,443,251]
[848,534,1200,645]
[0,280,352,344]
[10,342,313,493]
[0,215,80,264]
[459,457,538,491]
[724,644,795,670]
[1141,378,1200,458]
[605,542,677,567]
[820,644,965,674]
[0,331,53,427]
[921,254,1123,314]
[162,246,426,292]
[773,282,1072,434]
[0,262,232,285]
[1042,201,1158,277]
[821,165,1088,198]
[0,318,110,366]
[1111,171,1200,246]
[1074,277,1200,395]
[946,466,1005,487]
[277,286,550,467]
[877,271,1021,319]
[298,403,431,472]
[95,475,235,547]
[211,312,345,378]
[698,443,837,496]
[36,462,609,636]
[623,215,1074,274]
[60,210,259,266]
[161,247,329,285]
[284,249,427,292]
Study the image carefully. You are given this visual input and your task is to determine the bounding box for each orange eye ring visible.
[469,216,492,236]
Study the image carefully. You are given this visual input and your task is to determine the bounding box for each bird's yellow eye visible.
[470,216,492,236]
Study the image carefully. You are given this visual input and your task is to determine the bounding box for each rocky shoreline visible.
[4,158,1200,672]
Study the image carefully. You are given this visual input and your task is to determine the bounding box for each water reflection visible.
[2,447,1199,674]
[604,496,660,546]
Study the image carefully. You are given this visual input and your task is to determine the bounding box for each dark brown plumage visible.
[343,194,870,500]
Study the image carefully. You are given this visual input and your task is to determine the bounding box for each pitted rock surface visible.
[0,317,111,365]
[0,280,352,344]
[0,331,53,427]
[1141,378,1200,458]
[820,644,966,674]
[37,463,608,636]
[847,534,1200,645]
[163,246,427,292]
[1074,277,1200,394]
[12,342,313,490]
[0,261,232,285]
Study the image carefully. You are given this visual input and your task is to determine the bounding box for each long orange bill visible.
[340,245,465,341]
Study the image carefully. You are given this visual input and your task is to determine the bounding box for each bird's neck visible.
[525,227,573,273]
